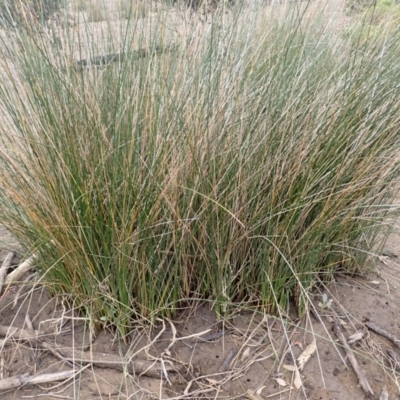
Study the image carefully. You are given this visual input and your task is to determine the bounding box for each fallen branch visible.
[0,324,177,379]
[74,44,177,70]
[366,322,400,348]
[333,322,374,398]
[0,370,75,391]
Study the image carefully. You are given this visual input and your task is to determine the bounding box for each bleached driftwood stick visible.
[333,322,374,398]
[0,370,75,391]
[4,254,36,286]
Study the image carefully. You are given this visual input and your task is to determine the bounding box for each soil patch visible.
[1,245,400,399]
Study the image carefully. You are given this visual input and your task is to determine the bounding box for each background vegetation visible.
[0,0,399,337]
[0,0,62,27]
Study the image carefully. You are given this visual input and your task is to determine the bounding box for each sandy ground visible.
[1,1,400,399]
[1,241,400,400]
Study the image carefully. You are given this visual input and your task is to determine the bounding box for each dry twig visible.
[219,348,236,372]
[278,320,301,371]
[333,322,374,398]
[366,322,400,348]
[0,370,75,391]
[12,273,37,309]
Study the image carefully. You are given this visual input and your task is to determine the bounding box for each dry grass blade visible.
[387,349,400,371]
[12,273,37,309]
[278,320,302,371]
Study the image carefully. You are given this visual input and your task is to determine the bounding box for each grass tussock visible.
[345,0,400,45]
[0,0,399,337]
[81,0,107,22]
